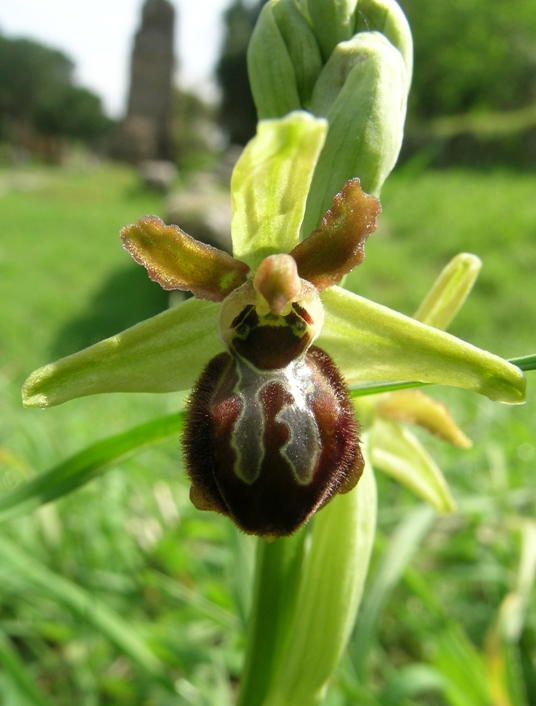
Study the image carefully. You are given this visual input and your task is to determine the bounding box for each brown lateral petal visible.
[290,178,380,290]
[121,216,249,301]
[377,390,472,449]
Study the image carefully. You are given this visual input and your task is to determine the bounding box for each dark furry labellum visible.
[183,290,364,537]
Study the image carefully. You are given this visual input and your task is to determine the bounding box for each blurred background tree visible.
[0,33,113,161]
[400,0,536,116]
[398,0,536,165]
[216,0,264,145]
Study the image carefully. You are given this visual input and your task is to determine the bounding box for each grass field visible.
[0,162,534,705]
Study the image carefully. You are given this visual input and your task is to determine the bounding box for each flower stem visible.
[237,530,307,706]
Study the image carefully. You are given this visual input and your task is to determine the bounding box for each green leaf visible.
[510,354,536,372]
[0,413,183,523]
[0,537,173,689]
[319,286,526,403]
[231,111,327,268]
[303,32,407,232]
[370,418,456,513]
[351,507,436,676]
[432,626,491,706]
[0,630,54,706]
[22,297,220,408]
[264,456,377,706]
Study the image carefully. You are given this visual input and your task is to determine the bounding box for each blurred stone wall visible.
[114,0,175,163]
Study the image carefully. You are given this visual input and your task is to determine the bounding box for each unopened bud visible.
[354,0,413,84]
[303,31,407,232]
[247,2,302,119]
[306,0,359,59]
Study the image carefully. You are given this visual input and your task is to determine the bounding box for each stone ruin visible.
[114,0,176,163]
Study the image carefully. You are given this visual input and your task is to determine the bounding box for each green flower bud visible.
[247,2,302,119]
[305,0,359,59]
[271,0,324,107]
[303,31,408,232]
[354,0,413,83]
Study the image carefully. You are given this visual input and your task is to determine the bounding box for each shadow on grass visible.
[48,263,170,359]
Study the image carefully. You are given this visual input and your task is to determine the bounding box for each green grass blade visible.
[0,630,54,706]
[509,354,536,372]
[350,380,428,397]
[0,537,173,690]
[432,626,491,706]
[351,506,436,677]
[0,412,184,523]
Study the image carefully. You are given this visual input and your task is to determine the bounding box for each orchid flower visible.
[23,113,525,532]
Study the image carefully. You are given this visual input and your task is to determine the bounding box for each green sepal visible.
[22,298,221,408]
[247,2,302,119]
[354,0,413,84]
[414,252,482,330]
[318,286,526,403]
[231,111,327,268]
[305,0,359,60]
[303,32,407,233]
[370,417,456,513]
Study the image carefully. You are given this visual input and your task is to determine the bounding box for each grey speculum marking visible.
[231,358,321,484]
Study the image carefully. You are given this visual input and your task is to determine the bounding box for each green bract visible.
[23,113,526,411]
